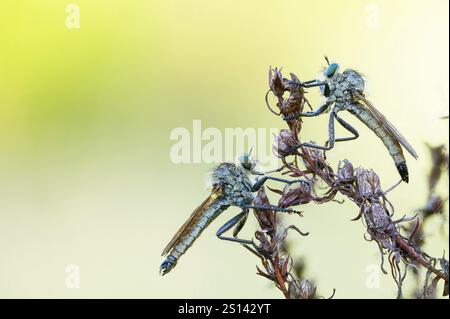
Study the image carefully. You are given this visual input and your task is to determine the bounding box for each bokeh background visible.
[0,0,448,298]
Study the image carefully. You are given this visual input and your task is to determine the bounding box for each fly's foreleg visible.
[252,176,308,192]
[301,79,328,88]
[283,102,330,121]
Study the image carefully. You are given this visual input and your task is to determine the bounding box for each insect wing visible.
[161,186,224,256]
[356,93,418,159]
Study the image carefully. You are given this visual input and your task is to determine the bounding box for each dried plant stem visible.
[254,66,450,298]
[395,235,447,281]
[297,150,449,285]
[273,255,290,298]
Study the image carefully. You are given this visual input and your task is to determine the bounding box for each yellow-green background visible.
[0,0,448,298]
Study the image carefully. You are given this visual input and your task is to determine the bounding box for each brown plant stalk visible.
[246,67,448,299]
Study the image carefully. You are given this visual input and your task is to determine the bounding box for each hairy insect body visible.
[160,163,254,275]
[168,200,227,261]
[348,104,405,165]
[324,69,364,104]
[325,69,409,181]
[213,163,255,207]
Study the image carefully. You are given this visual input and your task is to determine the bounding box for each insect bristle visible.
[210,162,236,186]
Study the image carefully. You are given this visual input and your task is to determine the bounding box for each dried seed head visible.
[337,159,354,180]
[355,168,382,198]
[253,187,276,232]
[288,279,317,299]
[440,257,450,296]
[301,145,328,172]
[254,230,274,258]
[273,129,299,156]
[364,202,392,231]
[298,280,317,299]
[268,67,286,98]
[440,257,449,277]
[278,182,312,207]
[363,202,394,249]
[289,72,301,87]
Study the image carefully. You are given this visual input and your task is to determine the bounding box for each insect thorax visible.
[211,163,254,206]
[327,69,365,107]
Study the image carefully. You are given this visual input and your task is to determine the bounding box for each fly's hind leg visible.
[216,210,253,245]
[325,112,359,146]
[287,111,336,152]
[216,210,262,257]
[232,209,249,238]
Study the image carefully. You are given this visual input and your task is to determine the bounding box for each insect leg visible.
[302,79,328,88]
[239,204,302,215]
[251,165,285,176]
[252,176,307,192]
[330,112,359,143]
[289,111,336,151]
[216,210,264,257]
[216,210,253,245]
[232,209,249,238]
[283,102,330,121]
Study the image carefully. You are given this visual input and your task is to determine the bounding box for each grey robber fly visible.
[284,57,418,183]
[160,153,306,275]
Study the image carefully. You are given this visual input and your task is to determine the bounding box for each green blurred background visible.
[0,0,448,298]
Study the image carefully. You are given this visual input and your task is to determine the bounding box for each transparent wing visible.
[161,186,224,256]
[355,92,418,159]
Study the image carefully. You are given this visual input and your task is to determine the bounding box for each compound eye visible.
[325,63,339,77]
[239,154,251,169]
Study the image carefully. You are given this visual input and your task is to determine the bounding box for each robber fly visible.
[160,153,305,275]
[284,57,418,183]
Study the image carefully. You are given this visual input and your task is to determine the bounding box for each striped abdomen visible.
[348,104,409,182]
[160,198,229,275]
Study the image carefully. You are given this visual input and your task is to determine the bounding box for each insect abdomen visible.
[395,161,409,183]
[160,200,228,275]
[348,104,409,182]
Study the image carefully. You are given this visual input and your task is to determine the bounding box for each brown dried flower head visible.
[288,279,317,299]
[273,129,299,157]
[355,168,382,198]
[278,182,313,208]
[363,202,393,249]
[337,159,355,181]
[253,187,276,232]
[268,67,286,98]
